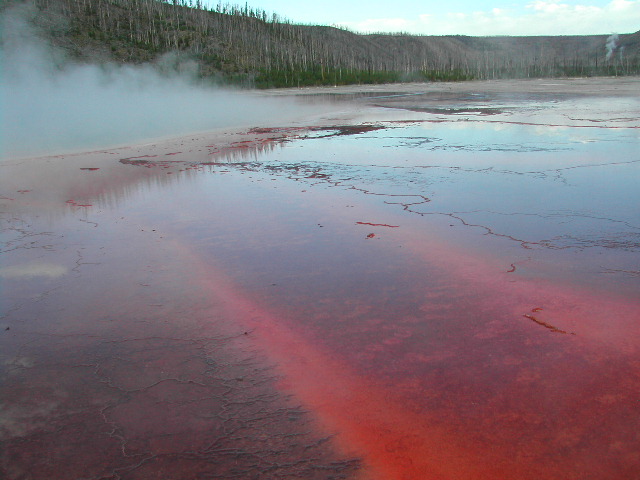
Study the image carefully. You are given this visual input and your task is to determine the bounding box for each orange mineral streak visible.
[200,282,510,478]
[174,242,534,480]
[400,229,640,351]
[164,180,640,477]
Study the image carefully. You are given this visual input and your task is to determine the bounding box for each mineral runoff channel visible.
[2,78,640,480]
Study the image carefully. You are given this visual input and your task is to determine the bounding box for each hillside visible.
[2,0,639,87]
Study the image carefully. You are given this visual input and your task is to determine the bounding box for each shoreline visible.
[4,76,639,164]
[258,76,640,97]
[3,76,637,211]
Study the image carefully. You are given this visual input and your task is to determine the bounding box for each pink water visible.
[2,100,639,479]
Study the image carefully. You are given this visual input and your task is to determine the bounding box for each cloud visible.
[339,0,640,36]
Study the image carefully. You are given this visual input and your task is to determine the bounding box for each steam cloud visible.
[0,4,310,160]
[605,33,619,61]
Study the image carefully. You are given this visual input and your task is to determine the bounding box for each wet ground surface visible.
[1,83,640,479]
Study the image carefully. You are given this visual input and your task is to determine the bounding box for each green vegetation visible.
[254,68,408,88]
[2,0,639,87]
[253,68,478,88]
[419,69,475,82]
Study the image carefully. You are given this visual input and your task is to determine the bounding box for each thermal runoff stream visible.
[1,85,639,479]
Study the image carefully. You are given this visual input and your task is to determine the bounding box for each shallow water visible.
[1,92,640,479]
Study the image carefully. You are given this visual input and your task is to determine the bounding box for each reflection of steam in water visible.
[0,262,68,279]
[179,121,640,262]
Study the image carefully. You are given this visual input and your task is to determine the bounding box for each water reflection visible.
[200,120,639,292]
[2,94,640,479]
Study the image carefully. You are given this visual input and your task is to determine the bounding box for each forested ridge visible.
[3,0,639,87]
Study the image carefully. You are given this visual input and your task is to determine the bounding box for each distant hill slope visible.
[2,0,638,87]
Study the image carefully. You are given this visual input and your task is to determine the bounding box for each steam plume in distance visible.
[605,33,619,61]
[0,4,308,160]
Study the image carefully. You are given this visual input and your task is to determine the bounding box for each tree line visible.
[5,0,639,87]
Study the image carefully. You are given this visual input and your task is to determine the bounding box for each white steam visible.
[605,33,619,61]
[0,5,307,160]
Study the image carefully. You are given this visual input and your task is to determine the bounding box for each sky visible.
[209,0,640,36]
